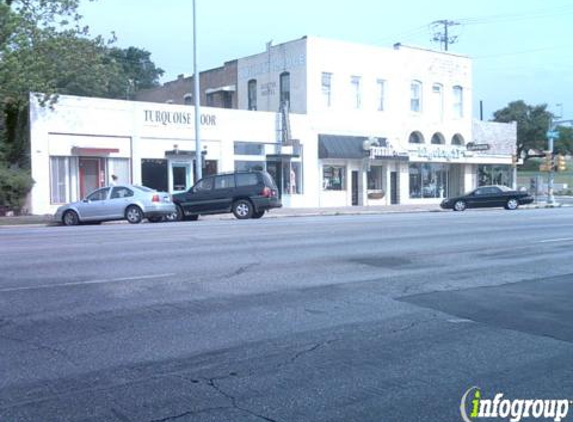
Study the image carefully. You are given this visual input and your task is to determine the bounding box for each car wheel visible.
[453,200,467,212]
[252,210,265,219]
[148,216,163,223]
[232,199,253,219]
[171,205,185,221]
[62,210,79,226]
[125,205,143,224]
[506,198,519,210]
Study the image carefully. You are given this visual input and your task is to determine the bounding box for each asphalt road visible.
[2,208,573,422]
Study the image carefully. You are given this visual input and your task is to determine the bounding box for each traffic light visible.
[540,152,553,172]
[556,154,567,172]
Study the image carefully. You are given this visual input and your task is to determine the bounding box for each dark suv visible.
[171,171,281,220]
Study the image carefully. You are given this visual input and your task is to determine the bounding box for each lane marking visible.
[0,273,176,293]
[538,238,573,243]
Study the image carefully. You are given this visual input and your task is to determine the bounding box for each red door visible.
[79,158,101,198]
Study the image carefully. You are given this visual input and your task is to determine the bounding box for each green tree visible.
[492,100,553,161]
[555,126,573,155]
[109,46,164,99]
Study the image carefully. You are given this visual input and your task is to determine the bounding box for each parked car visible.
[172,171,281,220]
[440,185,534,211]
[55,185,176,225]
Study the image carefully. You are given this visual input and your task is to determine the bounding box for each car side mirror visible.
[82,199,89,203]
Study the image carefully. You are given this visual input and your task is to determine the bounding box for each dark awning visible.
[318,134,369,159]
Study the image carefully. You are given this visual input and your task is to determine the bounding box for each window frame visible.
[453,85,464,118]
[410,80,423,113]
[248,79,257,111]
[376,79,386,111]
[322,165,347,191]
[350,75,362,109]
[321,72,333,108]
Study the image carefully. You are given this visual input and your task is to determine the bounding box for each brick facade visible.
[135,60,238,109]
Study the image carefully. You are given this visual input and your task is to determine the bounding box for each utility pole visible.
[547,117,573,205]
[431,20,460,51]
[193,0,202,182]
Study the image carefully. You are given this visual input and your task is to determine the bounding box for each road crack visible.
[0,334,78,366]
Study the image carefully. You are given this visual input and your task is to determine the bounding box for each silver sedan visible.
[54,185,176,225]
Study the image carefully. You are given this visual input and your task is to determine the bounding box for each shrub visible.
[0,166,35,214]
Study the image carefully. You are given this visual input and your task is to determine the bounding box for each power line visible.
[430,20,460,51]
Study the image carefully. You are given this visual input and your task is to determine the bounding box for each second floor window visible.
[351,76,362,109]
[322,72,332,107]
[453,85,463,118]
[410,80,422,112]
[248,79,257,111]
[280,72,290,108]
[376,79,386,111]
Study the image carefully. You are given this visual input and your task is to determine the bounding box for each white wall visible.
[305,37,473,153]
[237,38,307,114]
[29,94,315,214]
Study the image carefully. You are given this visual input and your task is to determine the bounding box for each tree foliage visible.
[492,100,554,161]
[0,0,164,168]
[109,46,164,98]
[555,126,573,155]
[0,0,165,211]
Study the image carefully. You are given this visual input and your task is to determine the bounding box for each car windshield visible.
[497,185,512,192]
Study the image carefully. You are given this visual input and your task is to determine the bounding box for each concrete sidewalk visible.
[1,201,567,227]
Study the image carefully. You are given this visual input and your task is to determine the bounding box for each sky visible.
[78,0,573,120]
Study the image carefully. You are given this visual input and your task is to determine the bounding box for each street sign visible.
[546,130,559,138]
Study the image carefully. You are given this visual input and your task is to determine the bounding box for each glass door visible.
[171,162,192,193]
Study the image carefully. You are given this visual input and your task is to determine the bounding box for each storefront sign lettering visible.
[239,53,307,80]
[370,146,409,160]
[144,110,217,127]
[466,142,491,151]
[413,146,471,160]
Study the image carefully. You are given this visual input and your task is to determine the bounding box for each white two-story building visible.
[27,36,515,214]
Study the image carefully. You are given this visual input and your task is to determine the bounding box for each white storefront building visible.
[28,36,516,215]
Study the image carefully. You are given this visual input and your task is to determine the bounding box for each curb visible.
[0,203,571,228]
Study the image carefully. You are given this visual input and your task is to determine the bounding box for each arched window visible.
[248,79,257,111]
[431,133,445,144]
[183,94,193,105]
[280,72,290,108]
[409,131,424,144]
[452,134,464,145]
[410,80,422,112]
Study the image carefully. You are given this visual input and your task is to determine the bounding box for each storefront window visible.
[323,165,346,191]
[368,166,384,190]
[409,163,449,198]
[50,157,68,204]
[142,159,168,192]
[235,160,265,172]
[107,158,130,185]
[478,165,511,187]
[234,141,264,156]
[282,161,302,195]
[50,156,79,204]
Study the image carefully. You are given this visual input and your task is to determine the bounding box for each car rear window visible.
[262,172,278,188]
[236,173,259,187]
[134,185,155,193]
